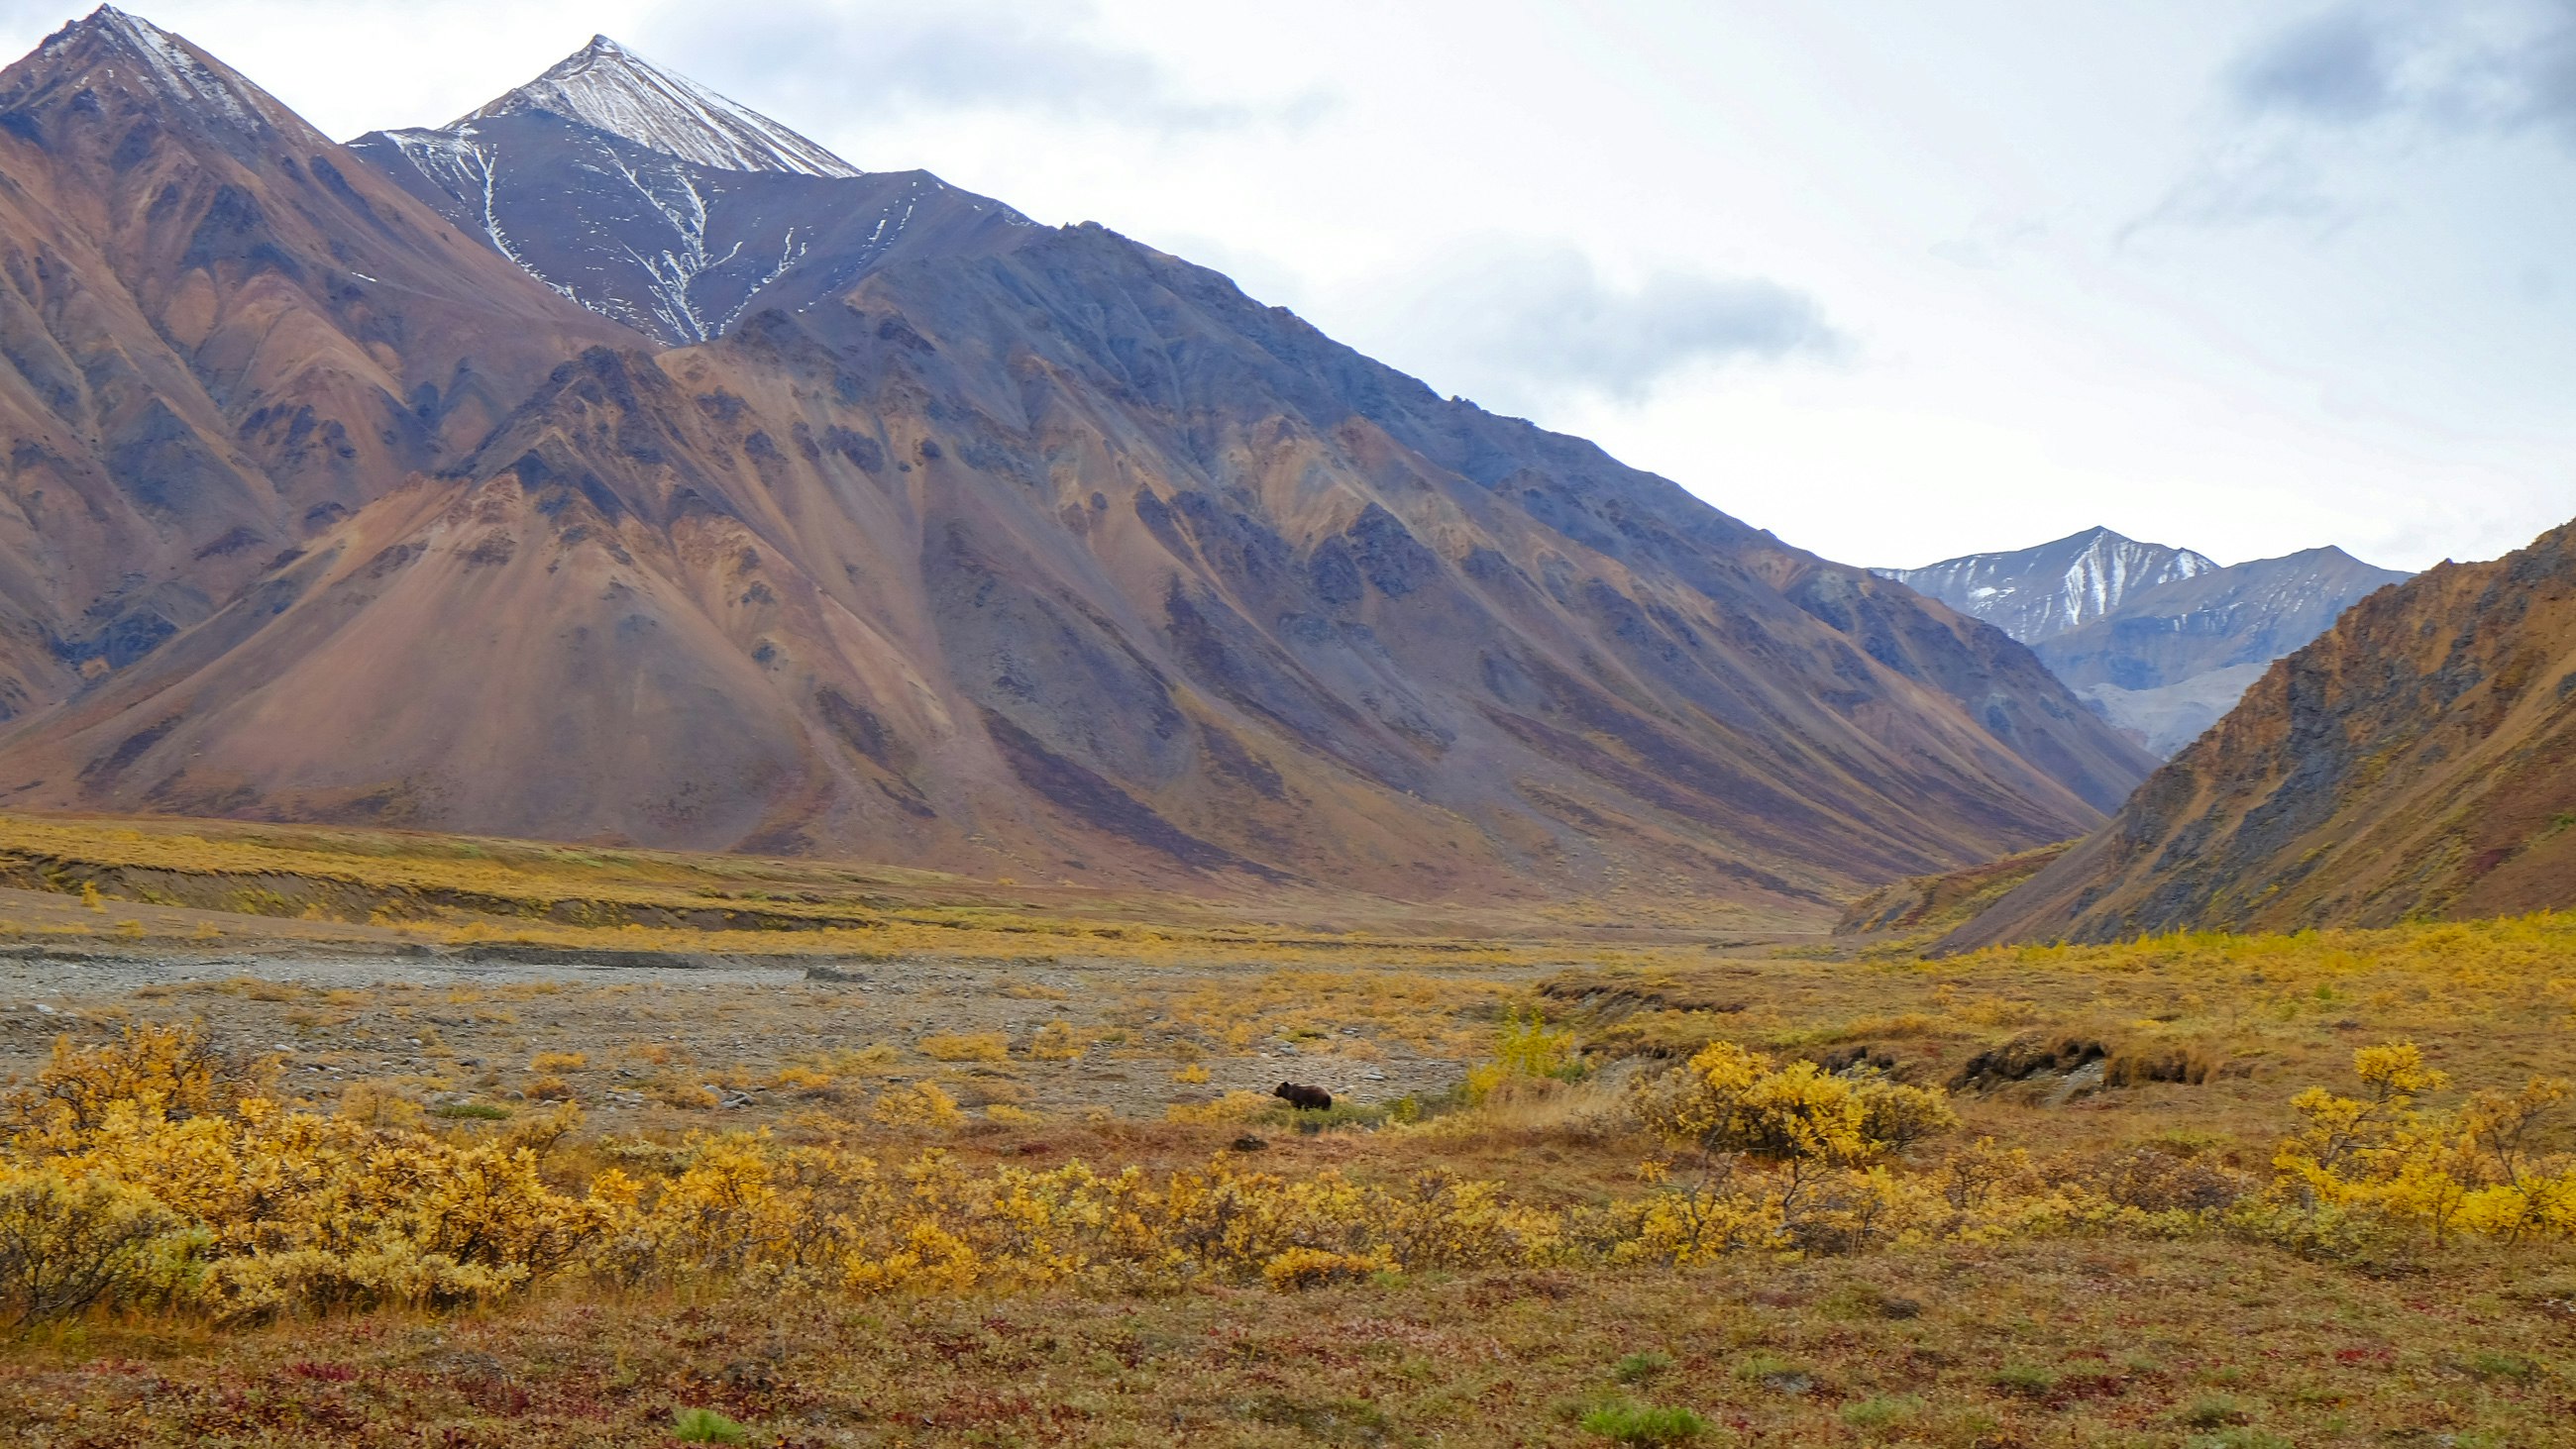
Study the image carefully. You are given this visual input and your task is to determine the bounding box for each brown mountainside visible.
[0,8,631,718]
[0,16,2158,917]
[2034,546,2409,757]
[1944,519,2576,947]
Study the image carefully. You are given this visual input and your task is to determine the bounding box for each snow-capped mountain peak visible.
[355,37,1026,347]
[2046,527,2219,635]
[1873,527,2218,644]
[455,35,861,179]
[33,6,276,131]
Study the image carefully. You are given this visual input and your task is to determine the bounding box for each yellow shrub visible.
[530,1051,588,1074]
[1634,1041,1957,1168]
[0,1027,606,1322]
[526,1075,577,1102]
[14,1023,246,1151]
[870,1082,965,1131]
[1494,1006,1574,1079]
[919,1033,1010,1064]
[17,1017,2571,1331]
[0,1164,194,1326]
[771,1065,838,1093]
[1025,1022,1086,1061]
[1626,1171,1777,1265]
[2270,1040,2576,1247]
[1171,1064,1211,1085]
[1263,1246,1384,1292]
[653,1083,720,1111]
[828,1044,898,1075]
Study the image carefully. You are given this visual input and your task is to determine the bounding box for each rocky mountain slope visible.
[0,15,2161,917]
[0,7,632,725]
[2035,547,2409,755]
[447,35,861,178]
[347,38,1012,346]
[1876,527,2216,644]
[1942,518,2576,948]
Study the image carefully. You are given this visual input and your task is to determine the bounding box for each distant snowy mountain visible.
[1942,520,2576,949]
[457,36,860,178]
[1875,527,2217,644]
[351,38,1025,345]
[2035,546,2409,754]
[1879,530,2408,757]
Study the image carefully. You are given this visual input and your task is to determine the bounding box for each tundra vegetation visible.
[0,814,2563,1444]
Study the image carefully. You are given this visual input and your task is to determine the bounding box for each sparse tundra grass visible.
[0,815,2563,1442]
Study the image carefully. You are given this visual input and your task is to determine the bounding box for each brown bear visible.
[1273,1081,1333,1111]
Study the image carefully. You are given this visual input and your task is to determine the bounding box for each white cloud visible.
[1343,241,1843,413]
[2228,0,2576,142]
[641,0,1331,135]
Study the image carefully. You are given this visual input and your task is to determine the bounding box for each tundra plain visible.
[0,813,2563,1447]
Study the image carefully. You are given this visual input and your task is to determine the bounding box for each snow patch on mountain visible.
[2051,532,2218,635]
[1874,527,2218,644]
[370,127,578,301]
[458,35,860,179]
[50,6,264,127]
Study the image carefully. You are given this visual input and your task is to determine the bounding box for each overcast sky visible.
[9,1,2572,570]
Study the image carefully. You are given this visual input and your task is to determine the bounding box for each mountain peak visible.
[22,5,276,131]
[1876,528,2220,643]
[456,35,861,178]
[2057,525,2209,562]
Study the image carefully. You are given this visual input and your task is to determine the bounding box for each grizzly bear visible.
[1273,1081,1333,1111]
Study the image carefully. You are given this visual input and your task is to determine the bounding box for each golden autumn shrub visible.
[1618,1040,1977,1259]
[869,1082,965,1131]
[6,1027,603,1321]
[4,1023,2570,1328]
[917,1033,1009,1064]
[1462,1006,1580,1104]
[0,1163,196,1326]
[9,1023,258,1151]
[1632,1040,1958,1168]
[2266,1040,2576,1249]
[1262,1245,1384,1292]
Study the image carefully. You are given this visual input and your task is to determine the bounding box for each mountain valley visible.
[0,11,2167,920]
[1943,518,2576,946]
[0,13,2564,1445]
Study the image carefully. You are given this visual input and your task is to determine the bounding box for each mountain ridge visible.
[1875,526,2217,644]
[457,35,861,178]
[2036,545,2411,755]
[1940,517,2576,948]
[352,87,1024,345]
[0,5,635,721]
[0,14,2159,917]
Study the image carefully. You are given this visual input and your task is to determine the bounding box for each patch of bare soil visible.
[0,933,1538,1127]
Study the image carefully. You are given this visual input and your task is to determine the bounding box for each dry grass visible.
[0,809,1671,965]
[0,812,2567,1441]
[0,1241,2564,1445]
